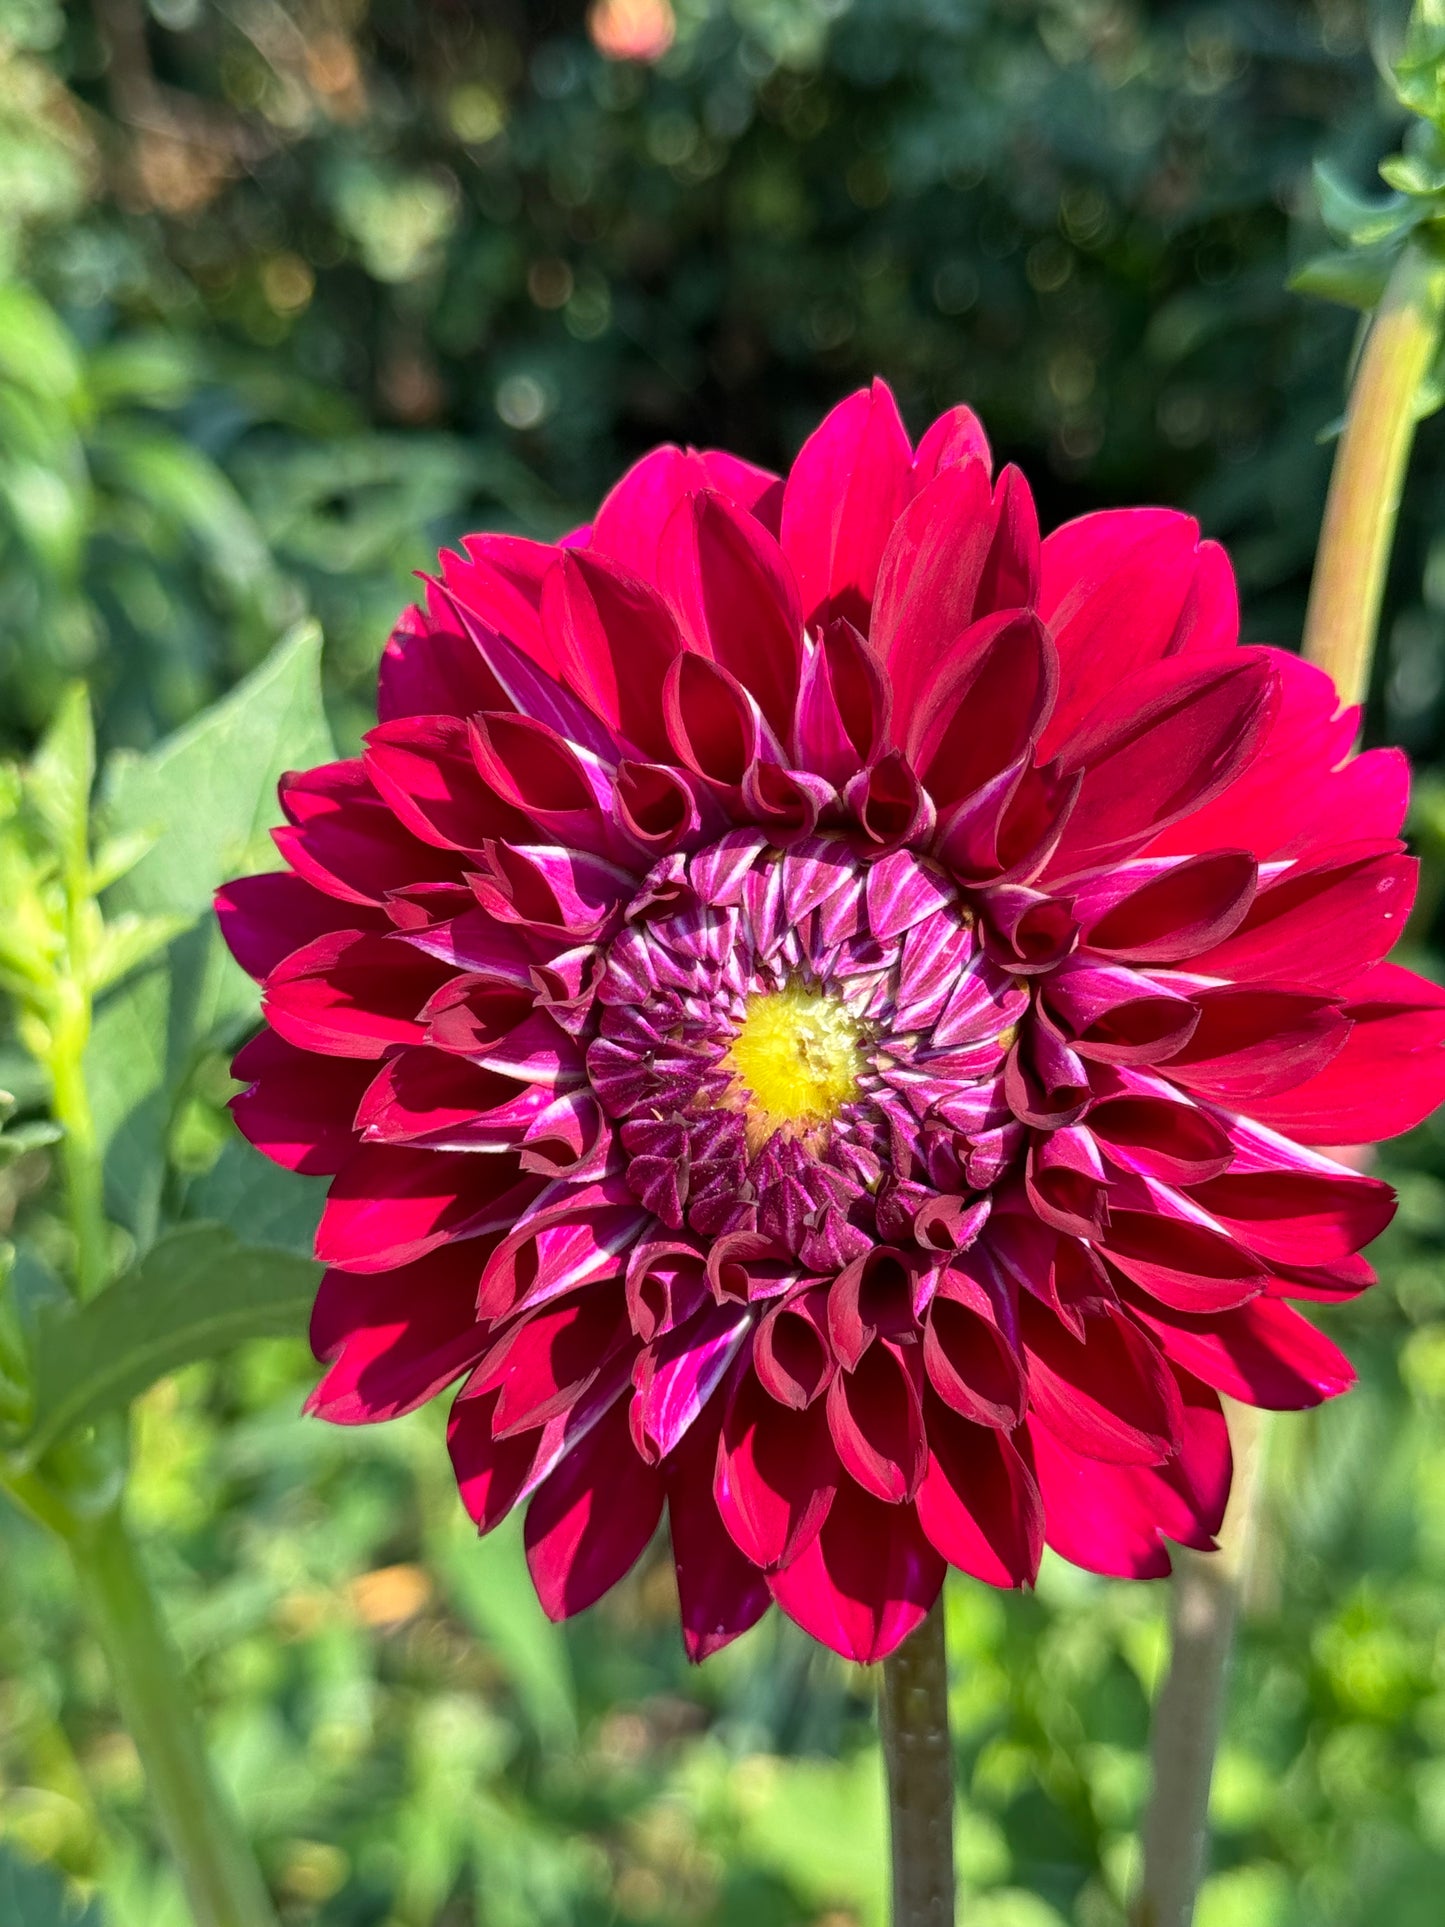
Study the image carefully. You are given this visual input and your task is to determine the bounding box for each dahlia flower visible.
[218,382,1445,1663]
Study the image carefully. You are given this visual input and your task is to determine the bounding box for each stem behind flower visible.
[69,1502,280,1927]
[880,1599,955,1927]
[1301,236,1445,705]
[1130,1403,1266,1927]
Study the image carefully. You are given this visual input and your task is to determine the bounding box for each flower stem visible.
[879,1598,954,1927]
[1130,1402,1266,1927]
[48,1004,110,1302]
[1301,234,1445,705]
[68,1501,280,1927]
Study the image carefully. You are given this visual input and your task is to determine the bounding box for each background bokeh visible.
[4,3,1445,1924]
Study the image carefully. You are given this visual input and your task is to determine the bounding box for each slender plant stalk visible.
[1133,230,1445,1927]
[880,1599,955,1927]
[47,1003,110,1302]
[1130,1403,1265,1927]
[15,903,281,1925]
[1301,235,1445,704]
[69,1502,280,1927]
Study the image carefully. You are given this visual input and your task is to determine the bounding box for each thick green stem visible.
[1301,235,1445,705]
[1133,223,1445,1927]
[880,1599,954,1927]
[1130,1403,1266,1927]
[69,1503,279,1927]
[47,1001,110,1302]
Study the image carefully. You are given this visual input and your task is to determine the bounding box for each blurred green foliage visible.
[3,1,1445,1924]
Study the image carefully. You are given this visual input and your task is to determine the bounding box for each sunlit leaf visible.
[21,1224,318,1463]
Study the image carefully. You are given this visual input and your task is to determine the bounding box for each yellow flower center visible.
[723,980,865,1148]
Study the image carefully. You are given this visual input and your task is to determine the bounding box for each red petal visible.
[1047,652,1278,871]
[1184,1168,1394,1266]
[216,872,382,982]
[1020,1297,1181,1465]
[871,460,997,719]
[308,1242,492,1422]
[377,594,509,723]
[825,1342,928,1504]
[1245,962,1445,1142]
[1129,1295,1355,1409]
[915,1396,1043,1587]
[541,549,683,761]
[1038,509,1231,755]
[1188,845,1416,992]
[316,1145,537,1272]
[231,1029,372,1174]
[275,760,464,906]
[715,1367,839,1571]
[365,714,531,851]
[263,930,452,1059]
[590,444,782,576]
[767,1482,945,1663]
[658,491,803,739]
[1164,986,1350,1101]
[780,379,913,628]
[665,1405,772,1661]
[525,1395,665,1620]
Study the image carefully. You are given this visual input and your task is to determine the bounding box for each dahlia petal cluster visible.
[219,381,1445,1664]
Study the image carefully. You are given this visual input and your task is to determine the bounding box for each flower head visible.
[219,382,1445,1662]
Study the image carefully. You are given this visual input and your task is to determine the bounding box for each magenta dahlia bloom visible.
[219,382,1445,1663]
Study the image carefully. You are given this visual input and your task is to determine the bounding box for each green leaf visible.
[27,681,94,876]
[100,622,332,926]
[183,1136,325,1256]
[0,1841,106,1925]
[87,627,334,1238]
[87,911,195,995]
[1311,160,1414,248]
[1379,152,1445,197]
[0,284,83,403]
[1289,249,1394,311]
[88,827,159,893]
[21,1224,318,1463]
